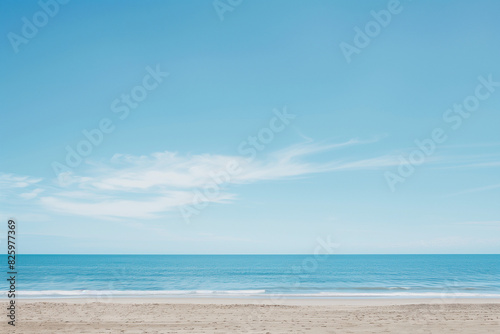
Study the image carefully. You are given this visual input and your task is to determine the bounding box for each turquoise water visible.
[3,255,500,298]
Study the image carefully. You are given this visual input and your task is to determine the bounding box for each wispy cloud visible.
[19,188,44,199]
[445,183,500,197]
[7,138,498,220]
[431,153,500,170]
[0,173,41,188]
[30,139,400,219]
[39,191,217,219]
[0,173,43,201]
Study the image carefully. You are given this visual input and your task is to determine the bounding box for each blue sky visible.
[1,0,499,254]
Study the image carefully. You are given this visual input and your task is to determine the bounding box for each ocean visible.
[4,254,500,299]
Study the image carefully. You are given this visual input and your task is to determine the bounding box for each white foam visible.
[3,290,500,299]
[274,292,500,298]
[4,290,267,297]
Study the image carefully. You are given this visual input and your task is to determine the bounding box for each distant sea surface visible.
[3,255,500,299]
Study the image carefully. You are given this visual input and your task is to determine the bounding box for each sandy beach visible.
[4,298,500,333]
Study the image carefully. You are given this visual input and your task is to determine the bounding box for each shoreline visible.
[16,297,500,305]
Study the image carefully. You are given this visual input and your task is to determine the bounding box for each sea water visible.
[3,254,499,299]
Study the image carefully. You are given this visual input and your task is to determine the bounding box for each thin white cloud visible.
[36,140,401,219]
[431,153,500,170]
[0,173,42,188]
[39,191,234,219]
[54,140,385,193]
[19,188,44,200]
[445,183,500,197]
[10,139,498,221]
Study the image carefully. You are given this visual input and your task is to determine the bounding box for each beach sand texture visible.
[3,298,500,333]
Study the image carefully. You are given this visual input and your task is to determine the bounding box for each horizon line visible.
[11,253,500,256]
